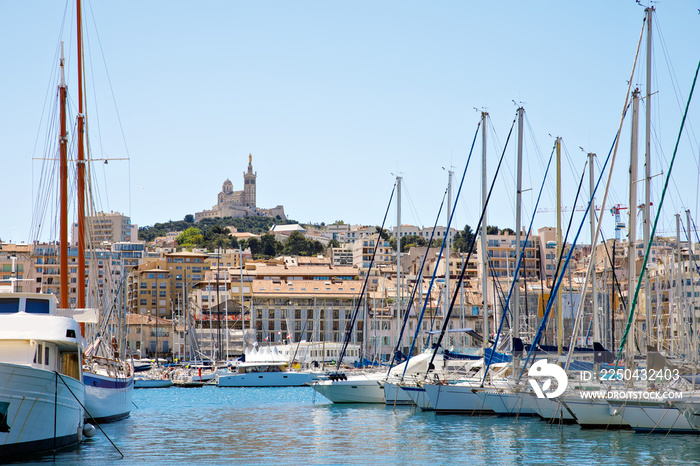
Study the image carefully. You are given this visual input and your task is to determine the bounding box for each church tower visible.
[243,153,257,207]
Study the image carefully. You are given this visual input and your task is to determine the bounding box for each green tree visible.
[176,227,204,249]
[400,234,426,252]
[184,214,194,223]
[247,237,262,257]
[453,224,476,253]
[261,233,281,258]
[487,225,499,235]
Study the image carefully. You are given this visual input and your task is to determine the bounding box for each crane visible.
[610,204,628,241]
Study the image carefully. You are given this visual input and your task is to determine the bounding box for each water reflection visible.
[25,386,700,465]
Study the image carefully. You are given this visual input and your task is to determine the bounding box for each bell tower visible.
[243,153,257,207]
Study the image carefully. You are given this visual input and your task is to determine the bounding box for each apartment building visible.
[72,211,137,245]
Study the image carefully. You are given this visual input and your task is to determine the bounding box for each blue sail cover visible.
[483,347,512,364]
[443,349,481,361]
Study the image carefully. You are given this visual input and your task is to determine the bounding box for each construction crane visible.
[610,204,628,241]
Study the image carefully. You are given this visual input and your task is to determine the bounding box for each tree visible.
[184,214,194,223]
[487,225,499,235]
[260,233,281,258]
[400,234,426,252]
[176,227,204,249]
[453,224,476,253]
[327,239,341,249]
[247,237,262,257]
[502,228,515,235]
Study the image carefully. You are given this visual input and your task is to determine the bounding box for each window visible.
[0,298,20,314]
[26,299,50,314]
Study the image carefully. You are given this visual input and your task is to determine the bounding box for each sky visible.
[2,1,700,246]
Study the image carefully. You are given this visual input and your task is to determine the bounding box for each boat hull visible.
[530,395,577,424]
[218,371,314,387]
[480,390,538,416]
[402,385,433,410]
[134,377,173,388]
[423,383,494,414]
[562,396,629,429]
[83,372,133,423]
[383,381,414,405]
[311,378,385,403]
[609,399,696,433]
[0,363,84,459]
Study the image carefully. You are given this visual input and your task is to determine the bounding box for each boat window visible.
[0,298,19,313]
[34,343,43,364]
[45,346,50,366]
[26,299,50,314]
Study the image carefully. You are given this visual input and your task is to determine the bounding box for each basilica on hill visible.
[194,154,286,222]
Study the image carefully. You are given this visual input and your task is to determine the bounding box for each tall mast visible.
[59,42,69,308]
[686,210,697,365]
[76,0,87,309]
[445,170,452,321]
[480,111,489,350]
[556,137,563,355]
[514,107,524,347]
[643,7,654,346]
[628,88,640,367]
[589,152,600,343]
[396,175,402,350]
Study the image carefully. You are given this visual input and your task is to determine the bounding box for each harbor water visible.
[16,386,700,465]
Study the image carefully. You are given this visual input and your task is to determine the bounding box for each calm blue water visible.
[15,386,700,465]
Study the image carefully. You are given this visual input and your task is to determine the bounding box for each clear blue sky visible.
[2,1,699,245]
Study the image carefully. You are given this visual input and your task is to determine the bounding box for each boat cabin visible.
[0,293,83,381]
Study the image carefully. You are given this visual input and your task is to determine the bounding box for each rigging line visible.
[654,14,700,220]
[386,187,447,376]
[482,143,555,385]
[519,133,616,382]
[535,160,588,358]
[336,183,396,370]
[401,120,482,377]
[680,220,700,277]
[401,179,423,229]
[615,57,700,368]
[488,116,517,219]
[488,259,510,325]
[426,113,518,377]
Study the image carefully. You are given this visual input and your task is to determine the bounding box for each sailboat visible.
[61,0,133,423]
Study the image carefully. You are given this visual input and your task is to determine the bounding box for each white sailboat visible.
[65,0,134,423]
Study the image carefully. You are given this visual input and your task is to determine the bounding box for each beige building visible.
[72,211,137,245]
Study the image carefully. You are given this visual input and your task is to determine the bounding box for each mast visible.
[76,0,87,310]
[556,137,563,355]
[589,152,600,343]
[514,107,524,348]
[239,247,245,353]
[59,42,69,308]
[445,170,452,323]
[686,210,696,364]
[481,111,489,350]
[628,88,640,367]
[396,175,402,350]
[644,6,654,346]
